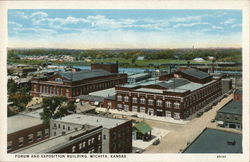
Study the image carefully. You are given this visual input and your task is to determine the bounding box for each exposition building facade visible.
[30,63,127,99]
[115,68,222,119]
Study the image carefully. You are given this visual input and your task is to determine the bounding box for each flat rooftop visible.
[54,114,128,129]
[8,114,43,134]
[184,128,242,153]
[128,73,150,79]
[136,88,163,94]
[89,88,116,98]
[218,100,242,115]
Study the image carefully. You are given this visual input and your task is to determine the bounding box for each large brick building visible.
[115,68,222,119]
[30,69,127,99]
[14,126,103,153]
[49,114,132,153]
[7,112,49,153]
[91,62,119,73]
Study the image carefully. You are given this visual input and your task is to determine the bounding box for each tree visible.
[7,79,18,94]
[40,96,76,125]
[8,93,32,108]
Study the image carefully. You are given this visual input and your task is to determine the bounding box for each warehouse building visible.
[30,65,127,99]
[50,114,132,153]
[115,68,222,119]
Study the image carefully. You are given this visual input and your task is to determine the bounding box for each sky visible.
[8,9,242,49]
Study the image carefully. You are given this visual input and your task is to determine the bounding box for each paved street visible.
[144,94,236,153]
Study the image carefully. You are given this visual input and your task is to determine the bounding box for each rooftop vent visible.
[227,140,236,146]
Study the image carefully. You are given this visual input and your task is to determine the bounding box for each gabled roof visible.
[59,70,115,81]
[181,68,210,79]
[217,100,242,115]
[134,122,152,135]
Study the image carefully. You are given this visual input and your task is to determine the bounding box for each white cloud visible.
[231,24,242,28]
[9,27,241,49]
[212,25,224,30]
[14,11,29,19]
[8,21,23,27]
[31,11,48,18]
[169,15,207,23]
[221,18,235,25]
[173,22,209,28]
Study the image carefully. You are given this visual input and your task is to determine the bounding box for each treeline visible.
[8,48,242,62]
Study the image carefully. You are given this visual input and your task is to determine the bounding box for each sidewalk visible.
[96,107,189,125]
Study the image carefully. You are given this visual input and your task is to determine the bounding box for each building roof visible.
[136,88,163,94]
[235,89,242,95]
[8,114,43,134]
[105,95,116,101]
[128,73,150,79]
[217,100,242,115]
[134,122,152,135]
[59,69,115,81]
[183,128,242,153]
[75,102,96,113]
[156,78,190,89]
[76,95,104,102]
[89,88,116,98]
[182,68,210,79]
[54,114,128,129]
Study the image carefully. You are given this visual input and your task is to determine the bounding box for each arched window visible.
[55,78,62,82]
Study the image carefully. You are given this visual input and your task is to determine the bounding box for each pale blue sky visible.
[8,9,242,49]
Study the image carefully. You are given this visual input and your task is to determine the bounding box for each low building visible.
[91,62,118,73]
[216,89,242,129]
[221,78,233,94]
[127,73,151,84]
[50,114,132,153]
[183,128,242,153]
[133,121,152,141]
[7,114,49,153]
[193,57,205,62]
[116,68,222,119]
[14,126,103,153]
[234,89,242,102]
[76,88,117,109]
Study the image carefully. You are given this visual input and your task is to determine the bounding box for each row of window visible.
[184,82,221,106]
[8,129,49,151]
[38,85,70,97]
[117,96,181,108]
[112,126,130,139]
[71,135,101,153]
[117,102,180,110]
[72,80,123,96]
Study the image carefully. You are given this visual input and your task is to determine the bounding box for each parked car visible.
[211,119,215,123]
[196,112,203,117]
[153,139,160,145]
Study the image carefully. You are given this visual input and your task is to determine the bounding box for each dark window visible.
[103,135,106,140]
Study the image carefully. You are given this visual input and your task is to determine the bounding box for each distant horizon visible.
[8,47,242,50]
[8,9,242,49]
